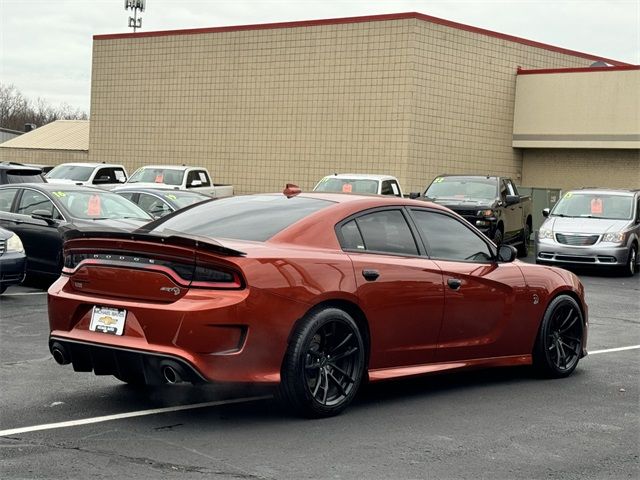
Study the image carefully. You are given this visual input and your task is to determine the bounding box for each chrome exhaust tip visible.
[161,364,182,384]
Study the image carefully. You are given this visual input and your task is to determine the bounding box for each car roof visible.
[133,165,202,171]
[51,162,125,168]
[113,186,208,196]
[569,188,636,196]
[0,162,42,172]
[0,183,109,193]
[320,173,398,181]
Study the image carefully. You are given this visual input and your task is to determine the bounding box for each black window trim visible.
[14,187,66,222]
[334,206,426,258]
[407,207,498,264]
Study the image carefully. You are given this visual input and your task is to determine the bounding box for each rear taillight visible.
[191,263,243,289]
[63,251,243,289]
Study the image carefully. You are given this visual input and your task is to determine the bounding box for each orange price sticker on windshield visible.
[590,198,603,214]
[87,194,102,217]
[155,174,164,183]
[342,183,353,193]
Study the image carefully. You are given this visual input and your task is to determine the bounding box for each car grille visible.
[0,239,6,255]
[555,234,599,246]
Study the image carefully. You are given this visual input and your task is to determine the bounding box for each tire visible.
[492,228,503,247]
[279,307,365,418]
[532,295,584,378]
[517,224,530,258]
[620,244,637,277]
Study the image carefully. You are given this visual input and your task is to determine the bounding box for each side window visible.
[389,181,401,197]
[636,199,640,222]
[114,168,127,183]
[505,180,516,196]
[118,192,135,202]
[354,209,418,256]
[380,181,392,196]
[500,180,508,200]
[94,168,114,183]
[339,220,365,250]
[412,209,493,262]
[138,193,172,217]
[0,188,19,212]
[17,190,60,219]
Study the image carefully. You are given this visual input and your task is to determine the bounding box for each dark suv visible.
[0,162,46,184]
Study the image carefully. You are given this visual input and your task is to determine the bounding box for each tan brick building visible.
[0,120,89,165]
[85,12,638,194]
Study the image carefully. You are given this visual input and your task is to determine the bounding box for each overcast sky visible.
[1,0,638,113]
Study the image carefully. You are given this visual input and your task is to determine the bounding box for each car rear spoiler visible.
[61,227,246,257]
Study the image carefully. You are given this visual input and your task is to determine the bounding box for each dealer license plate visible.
[89,306,127,335]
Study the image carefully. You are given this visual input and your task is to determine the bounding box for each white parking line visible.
[0,395,271,437]
[588,345,640,355]
[1,345,638,438]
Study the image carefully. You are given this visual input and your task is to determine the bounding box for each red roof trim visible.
[93,12,630,66]
[517,65,640,75]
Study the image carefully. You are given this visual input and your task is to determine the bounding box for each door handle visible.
[362,269,380,281]
[447,278,462,290]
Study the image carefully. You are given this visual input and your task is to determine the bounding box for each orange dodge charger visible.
[48,192,588,417]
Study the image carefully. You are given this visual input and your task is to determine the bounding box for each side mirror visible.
[542,208,550,218]
[190,179,203,187]
[32,209,55,224]
[409,192,420,199]
[505,194,519,206]
[497,245,517,263]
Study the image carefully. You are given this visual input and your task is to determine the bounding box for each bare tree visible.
[0,83,88,131]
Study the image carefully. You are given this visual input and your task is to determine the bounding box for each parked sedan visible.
[113,187,210,218]
[0,227,26,294]
[48,193,587,417]
[537,189,640,276]
[0,184,152,279]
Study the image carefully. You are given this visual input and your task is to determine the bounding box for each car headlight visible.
[539,228,553,240]
[6,233,24,253]
[602,232,626,244]
[477,209,494,217]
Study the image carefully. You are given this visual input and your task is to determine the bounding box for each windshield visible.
[425,177,498,201]
[161,191,209,208]
[551,192,633,220]
[47,165,93,181]
[149,195,333,241]
[128,168,184,186]
[314,177,378,194]
[53,190,152,221]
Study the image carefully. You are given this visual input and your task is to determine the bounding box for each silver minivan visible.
[536,189,640,276]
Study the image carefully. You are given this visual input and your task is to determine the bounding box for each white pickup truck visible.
[125,165,234,198]
[313,174,404,197]
[45,162,128,187]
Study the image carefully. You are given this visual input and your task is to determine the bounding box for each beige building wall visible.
[513,69,640,149]
[522,149,640,190]
[89,16,602,194]
[0,148,88,165]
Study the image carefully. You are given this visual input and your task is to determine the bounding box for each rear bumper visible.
[49,337,206,384]
[0,252,27,287]
[536,239,629,266]
[47,275,306,384]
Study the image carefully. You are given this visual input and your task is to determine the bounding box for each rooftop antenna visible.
[125,0,145,33]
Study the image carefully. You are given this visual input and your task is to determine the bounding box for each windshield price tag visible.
[590,198,603,214]
[52,191,66,198]
[342,184,353,193]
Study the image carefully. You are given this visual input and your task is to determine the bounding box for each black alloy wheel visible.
[622,244,637,277]
[533,295,584,378]
[280,308,365,417]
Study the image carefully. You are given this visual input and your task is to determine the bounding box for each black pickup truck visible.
[414,175,532,256]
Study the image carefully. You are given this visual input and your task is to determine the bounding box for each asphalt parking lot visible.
[1,263,638,480]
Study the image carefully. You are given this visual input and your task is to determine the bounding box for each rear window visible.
[149,195,334,241]
[6,171,44,184]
